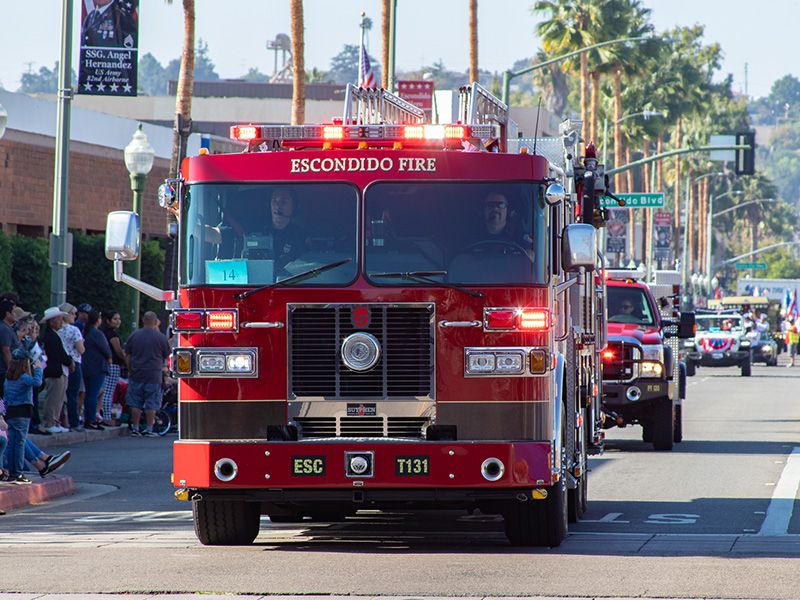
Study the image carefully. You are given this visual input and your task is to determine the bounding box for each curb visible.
[28,425,130,449]
[0,474,75,513]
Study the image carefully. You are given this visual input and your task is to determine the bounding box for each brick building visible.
[0,89,203,239]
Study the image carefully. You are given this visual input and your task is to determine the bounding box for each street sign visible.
[735,262,767,270]
[600,192,665,208]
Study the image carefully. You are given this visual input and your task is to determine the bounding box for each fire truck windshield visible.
[180,183,359,287]
[364,182,547,286]
[607,286,657,325]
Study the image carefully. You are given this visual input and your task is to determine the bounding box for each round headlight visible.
[341,332,381,372]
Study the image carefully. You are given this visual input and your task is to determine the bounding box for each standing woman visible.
[58,303,85,430]
[39,307,74,434]
[100,310,126,425]
[81,310,110,430]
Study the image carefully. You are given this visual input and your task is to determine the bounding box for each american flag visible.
[359,42,376,88]
[787,289,799,320]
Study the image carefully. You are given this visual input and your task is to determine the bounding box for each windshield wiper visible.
[370,270,485,299]
[234,258,352,300]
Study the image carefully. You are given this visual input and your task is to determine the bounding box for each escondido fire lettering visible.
[290,157,437,173]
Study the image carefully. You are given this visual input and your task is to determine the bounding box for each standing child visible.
[3,347,43,484]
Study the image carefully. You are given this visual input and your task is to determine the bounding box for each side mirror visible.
[545,183,566,206]
[561,223,596,272]
[157,182,175,208]
[105,211,140,261]
[675,312,696,339]
[658,297,670,309]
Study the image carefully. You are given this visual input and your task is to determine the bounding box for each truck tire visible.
[685,360,696,377]
[741,358,752,377]
[193,499,260,545]
[652,399,674,451]
[504,480,567,547]
[673,404,683,443]
[568,473,583,523]
[504,403,568,546]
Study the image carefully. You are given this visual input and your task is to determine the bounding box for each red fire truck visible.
[104,84,606,547]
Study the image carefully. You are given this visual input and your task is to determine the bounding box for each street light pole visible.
[50,0,74,307]
[706,190,744,292]
[124,125,155,330]
[501,36,650,106]
[386,0,397,91]
[602,110,664,169]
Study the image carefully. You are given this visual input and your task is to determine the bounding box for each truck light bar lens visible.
[530,350,547,374]
[520,308,550,331]
[198,354,226,373]
[232,125,258,140]
[404,125,424,139]
[640,360,664,378]
[444,125,466,138]
[175,350,193,375]
[486,310,517,330]
[467,352,496,373]
[495,352,524,374]
[207,311,236,331]
[226,353,255,373]
[323,126,343,140]
[174,311,203,330]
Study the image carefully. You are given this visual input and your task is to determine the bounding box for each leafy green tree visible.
[166,38,219,83]
[328,44,380,85]
[763,248,800,279]
[767,75,800,119]
[138,52,169,96]
[242,67,269,82]
[18,63,76,93]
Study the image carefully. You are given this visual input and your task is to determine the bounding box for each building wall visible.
[0,129,170,238]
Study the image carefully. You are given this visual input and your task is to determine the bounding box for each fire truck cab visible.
[104,84,606,547]
[601,270,694,450]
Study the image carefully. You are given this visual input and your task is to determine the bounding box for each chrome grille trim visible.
[294,416,430,439]
[288,303,435,400]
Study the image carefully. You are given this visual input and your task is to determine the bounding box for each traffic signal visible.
[735,131,755,175]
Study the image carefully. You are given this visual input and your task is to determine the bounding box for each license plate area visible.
[395,455,430,476]
[712,352,723,359]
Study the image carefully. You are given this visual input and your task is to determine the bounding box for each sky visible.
[0,0,795,99]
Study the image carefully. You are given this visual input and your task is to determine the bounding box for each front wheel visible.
[504,481,567,547]
[652,399,674,451]
[193,499,261,545]
[685,360,696,377]
[741,358,752,377]
[673,404,683,443]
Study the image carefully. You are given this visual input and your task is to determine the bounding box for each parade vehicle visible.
[749,331,778,366]
[685,310,752,376]
[103,84,608,547]
[600,270,694,451]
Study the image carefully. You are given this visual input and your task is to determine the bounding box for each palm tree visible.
[381,0,390,88]
[290,0,305,125]
[166,0,195,178]
[469,0,478,84]
[535,0,602,140]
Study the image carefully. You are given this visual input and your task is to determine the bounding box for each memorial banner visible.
[605,209,628,254]
[78,0,139,96]
[653,210,672,261]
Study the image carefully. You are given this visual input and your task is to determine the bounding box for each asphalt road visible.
[0,360,798,599]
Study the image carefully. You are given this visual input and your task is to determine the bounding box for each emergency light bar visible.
[230,123,499,149]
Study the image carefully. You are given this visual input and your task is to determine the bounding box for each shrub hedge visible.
[0,231,166,338]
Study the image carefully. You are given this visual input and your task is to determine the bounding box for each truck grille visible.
[602,341,639,382]
[295,416,429,438]
[289,304,434,399]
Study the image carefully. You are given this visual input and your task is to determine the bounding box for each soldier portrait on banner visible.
[78,0,139,97]
[605,209,628,254]
[653,210,672,261]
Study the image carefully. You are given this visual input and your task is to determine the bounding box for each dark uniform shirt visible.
[82,1,138,48]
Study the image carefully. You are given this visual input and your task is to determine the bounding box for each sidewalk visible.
[0,425,130,514]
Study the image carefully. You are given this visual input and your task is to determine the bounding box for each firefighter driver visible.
[476,192,534,259]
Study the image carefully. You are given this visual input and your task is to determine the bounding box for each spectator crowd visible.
[0,291,171,488]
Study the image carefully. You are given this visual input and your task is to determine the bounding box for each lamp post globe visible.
[711,276,720,291]
[124,124,155,330]
[0,102,7,140]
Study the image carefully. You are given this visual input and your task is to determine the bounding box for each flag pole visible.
[358,12,366,87]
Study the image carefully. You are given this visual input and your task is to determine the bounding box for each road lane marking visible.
[644,513,699,524]
[580,512,629,523]
[758,446,800,536]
